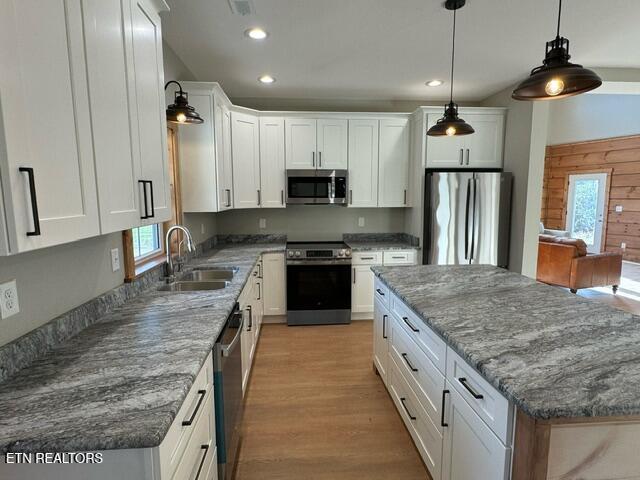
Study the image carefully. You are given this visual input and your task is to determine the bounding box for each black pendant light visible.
[512,0,602,101]
[427,0,474,137]
[165,81,204,124]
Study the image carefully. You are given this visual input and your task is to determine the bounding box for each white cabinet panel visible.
[442,383,511,480]
[259,117,286,208]
[177,92,217,212]
[378,118,410,207]
[231,111,260,209]
[373,298,390,383]
[425,113,466,168]
[263,253,286,315]
[130,0,171,224]
[285,118,316,169]
[83,0,141,234]
[383,250,416,265]
[316,119,348,169]
[462,114,504,169]
[348,119,379,207]
[0,0,100,254]
[220,106,234,210]
[352,265,376,313]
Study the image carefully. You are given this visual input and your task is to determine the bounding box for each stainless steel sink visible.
[157,280,229,292]
[180,268,236,282]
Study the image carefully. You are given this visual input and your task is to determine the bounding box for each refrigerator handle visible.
[464,178,471,260]
[470,177,478,261]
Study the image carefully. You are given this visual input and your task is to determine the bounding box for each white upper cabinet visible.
[425,110,505,169]
[83,0,141,234]
[316,119,348,169]
[231,111,261,209]
[348,119,379,207]
[378,118,410,207]
[130,0,171,225]
[259,117,286,208]
[285,118,317,169]
[0,0,100,254]
[219,105,234,210]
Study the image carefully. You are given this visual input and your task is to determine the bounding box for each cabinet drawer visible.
[446,348,513,445]
[390,294,446,374]
[171,389,216,480]
[388,356,443,480]
[352,251,383,265]
[159,352,214,480]
[373,277,389,308]
[390,315,446,433]
[383,250,416,265]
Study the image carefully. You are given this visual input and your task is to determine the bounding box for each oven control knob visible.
[339,249,346,257]
[287,250,294,257]
[295,250,301,257]
[345,249,351,257]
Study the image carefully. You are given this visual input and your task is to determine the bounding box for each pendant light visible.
[165,81,204,125]
[512,0,601,101]
[427,0,474,137]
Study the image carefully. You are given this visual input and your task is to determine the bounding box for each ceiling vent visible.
[228,0,255,16]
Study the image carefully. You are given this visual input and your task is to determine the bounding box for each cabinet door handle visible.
[193,443,209,480]
[257,282,261,300]
[19,167,41,236]
[392,256,405,259]
[182,389,207,426]
[246,305,252,331]
[361,256,374,260]
[312,151,315,167]
[349,189,353,205]
[466,148,470,166]
[403,189,407,205]
[376,288,385,296]
[148,181,155,218]
[257,189,261,206]
[382,314,387,339]
[402,316,420,333]
[281,189,284,205]
[458,377,484,399]
[459,148,464,165]
[400,397,417,421]
[226,189,231,207]
[318,151,322,167]
[353,267,356,284]
[441,389,450,427]
[401,353,419,372]
[138,180,150,219]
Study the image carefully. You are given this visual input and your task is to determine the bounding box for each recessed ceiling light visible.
[245,27,268,40]
[258,75,275,84]
[426,79,444,87]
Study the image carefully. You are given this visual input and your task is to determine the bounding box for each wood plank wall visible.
[541,135,640,262]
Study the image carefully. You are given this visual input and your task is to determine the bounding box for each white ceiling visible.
[161,0,640,102]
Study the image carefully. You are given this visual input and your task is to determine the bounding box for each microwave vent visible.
[228,0,255,16]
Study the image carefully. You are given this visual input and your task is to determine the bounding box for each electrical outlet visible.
[259,218,266,229]
[358,217,365,227]
[621,242,627,249]
[615,205,623,213]
[0,280,19,319]
[111,248,120,272]
[200,223,205,235]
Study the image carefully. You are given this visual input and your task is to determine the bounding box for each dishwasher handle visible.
[222,313,244,357]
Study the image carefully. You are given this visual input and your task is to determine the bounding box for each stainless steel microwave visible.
[286,169,348,205]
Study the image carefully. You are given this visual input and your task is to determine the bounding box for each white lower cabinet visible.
[240,259,266,395]
[375,289,512,480]
[262,253,286,315]
[442,384,510,480]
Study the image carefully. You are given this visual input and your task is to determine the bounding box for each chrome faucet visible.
[165,225,196,281]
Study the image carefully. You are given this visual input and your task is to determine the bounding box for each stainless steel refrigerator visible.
[423,171,512,267]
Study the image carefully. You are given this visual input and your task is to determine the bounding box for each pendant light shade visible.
[513,0,601,101]
[427,0,473,137]
[165,81,204,125]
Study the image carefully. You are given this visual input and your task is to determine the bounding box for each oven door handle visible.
[222,314,244,357]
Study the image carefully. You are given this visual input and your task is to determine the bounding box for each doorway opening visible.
[565,172,608,253]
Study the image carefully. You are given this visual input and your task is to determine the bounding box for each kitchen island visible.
[372,264,640,480]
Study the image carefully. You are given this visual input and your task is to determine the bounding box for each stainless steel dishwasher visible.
[214,303,244,480]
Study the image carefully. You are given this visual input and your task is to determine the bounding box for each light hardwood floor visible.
[235,321,430,480]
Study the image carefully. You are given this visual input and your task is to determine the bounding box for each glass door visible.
[566,173,608,253]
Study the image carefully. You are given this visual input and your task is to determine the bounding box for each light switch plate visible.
[358,217,365,227]
[0,280,19,319]
[621,242,627,249]
[111,248,120,272]
[201,223,205,235]
[615,205,623,212]
[259,218,266,229]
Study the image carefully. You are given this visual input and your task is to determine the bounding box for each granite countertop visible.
[0,242,285,454]
[373,264,640,420]
[346,241,419,252]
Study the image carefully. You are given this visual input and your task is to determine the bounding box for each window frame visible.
[132,223,165,265]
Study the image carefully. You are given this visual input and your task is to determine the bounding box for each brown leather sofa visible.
[536,234,622,293]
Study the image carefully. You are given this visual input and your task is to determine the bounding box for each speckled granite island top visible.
[0,243,284,454]
[372,264,640,420]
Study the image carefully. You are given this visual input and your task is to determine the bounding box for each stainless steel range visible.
[286,241,352,325]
